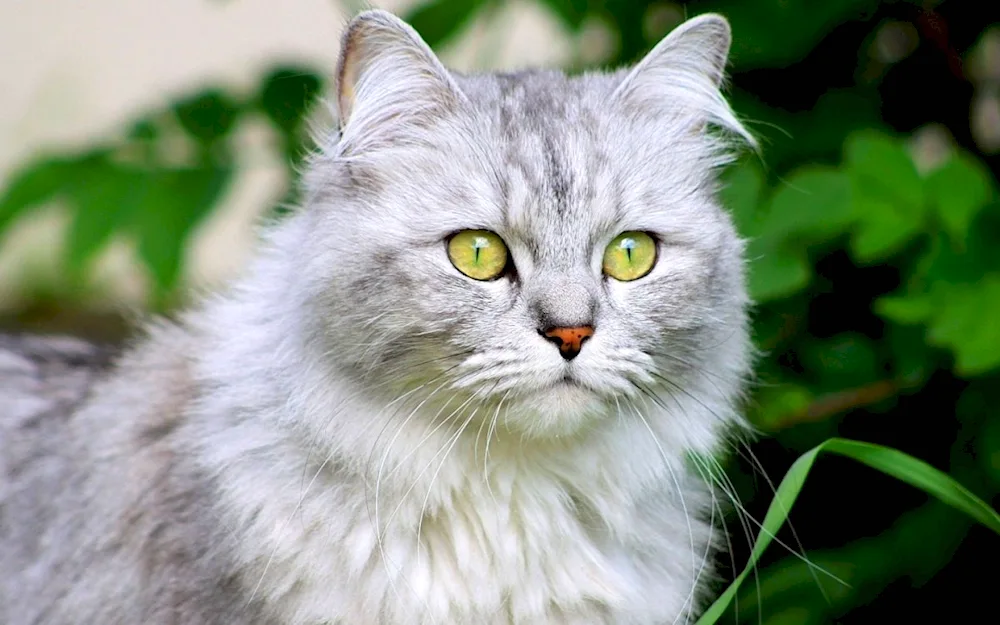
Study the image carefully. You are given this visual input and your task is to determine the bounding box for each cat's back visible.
[0,332,115,423]
[1,334,118,535]
[1,333,117,469]
[0,331,260,625]
[0,334,118,621]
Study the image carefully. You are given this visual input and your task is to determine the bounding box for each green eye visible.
[602,231,657,281]
[447,230,508,280]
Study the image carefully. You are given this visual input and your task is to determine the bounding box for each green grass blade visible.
[695,438,1000,624]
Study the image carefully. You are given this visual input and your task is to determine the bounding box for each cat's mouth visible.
[555,373,597,394]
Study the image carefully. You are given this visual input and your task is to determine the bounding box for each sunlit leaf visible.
[844,132,926,261]
[925,153,995,241]
[878,276,1000,377]
[849,195,924,262]
[923,277,1000,376]
[875,294,934,325]
[65,158,146,269]
[132,167,233,291]
[0,157,78,232]
[844,132,923,211]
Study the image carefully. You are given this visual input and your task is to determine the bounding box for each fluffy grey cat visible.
[0,9,755,625]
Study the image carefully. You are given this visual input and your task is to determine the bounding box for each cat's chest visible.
[371,468,635,621]
[253,464,641,624]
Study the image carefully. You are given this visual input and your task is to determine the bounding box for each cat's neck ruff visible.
[187,266,721,623]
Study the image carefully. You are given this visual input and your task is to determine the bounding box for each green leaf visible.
[844,132,923,210]
[878,273,1000,377]
[761,166,853,239]
[539,0,590,30]
[924,277,1000,376]
[698,0,885,70]
[720,159,765,237]
[875,294,934,325]
[849,195,924,262]
[746,242,811,303]
[884,324,935,385]
[0,157,75,233]
[730,500,968,622]
[800,333,880,389]
[925,153,994,241]
[173,90,241,144]
[403,0,488,50]
[722,161,814,303]
[751,384,814,430]
[695,438,1000,625]
[844,132,926,262]
[65,158,147,270]
[727,89,883,176]
[132,167,233,291]
[259,68,323,134]
[917,220,1000,287]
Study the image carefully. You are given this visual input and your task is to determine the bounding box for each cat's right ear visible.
[334,10,465,153]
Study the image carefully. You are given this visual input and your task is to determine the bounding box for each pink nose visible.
[541,326,594,361]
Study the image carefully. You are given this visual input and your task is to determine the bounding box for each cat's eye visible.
[447,230,508,280]
[602,231,657,281]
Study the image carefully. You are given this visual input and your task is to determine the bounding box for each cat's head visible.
[294,10,754,444]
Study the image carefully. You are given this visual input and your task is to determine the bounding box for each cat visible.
[0,8,755,625]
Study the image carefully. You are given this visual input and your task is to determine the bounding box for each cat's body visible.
[1,10,754,625]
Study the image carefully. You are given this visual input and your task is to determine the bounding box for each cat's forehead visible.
[448,70,686,248]
[457,69,621,138]
[469,71,606,117]
[452,71,628,238]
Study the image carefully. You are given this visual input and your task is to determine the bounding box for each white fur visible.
[183,9,753,624]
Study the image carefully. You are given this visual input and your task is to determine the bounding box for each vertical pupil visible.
[622,238,636,263]
[473,236,488,263]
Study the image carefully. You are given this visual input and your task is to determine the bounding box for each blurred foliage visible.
[0,66,321,305]
[2,0,1000,622]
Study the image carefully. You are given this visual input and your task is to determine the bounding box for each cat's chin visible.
[507,379,610,438]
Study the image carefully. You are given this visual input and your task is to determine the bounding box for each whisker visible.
[372,378,456,602]
[415,395,487,570]
[735,439,832,606]
[373,391,480,610]
[379,392,480,543]
[483,389,510,510]
[637,379,846,600]
[623,393,699,623]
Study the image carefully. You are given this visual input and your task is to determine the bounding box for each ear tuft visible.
[612,13,754,149]
[334,10,464,152]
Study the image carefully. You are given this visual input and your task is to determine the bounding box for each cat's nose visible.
[540,326,594,361]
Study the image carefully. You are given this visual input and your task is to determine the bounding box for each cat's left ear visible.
[334,10,466,154]
[612,13,754,147]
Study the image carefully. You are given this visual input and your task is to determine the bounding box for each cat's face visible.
[298,11,752,440]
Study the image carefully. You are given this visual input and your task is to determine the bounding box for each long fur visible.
[0,10,754,624]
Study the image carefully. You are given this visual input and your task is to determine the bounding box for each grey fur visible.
[1,330,265,624]
[1,9,753,625]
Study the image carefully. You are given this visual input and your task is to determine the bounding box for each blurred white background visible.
[0,0,578,311]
